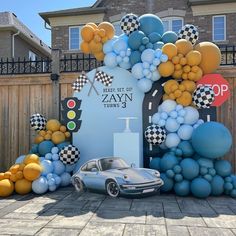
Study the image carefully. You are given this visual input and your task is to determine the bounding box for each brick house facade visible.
[40,0,236,57]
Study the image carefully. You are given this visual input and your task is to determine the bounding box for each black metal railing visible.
[218,45,236,66]
[0,57,52,75]
[60,54,103,73]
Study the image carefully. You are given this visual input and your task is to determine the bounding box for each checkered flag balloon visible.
[193,86,215,108]
[95,70,113,87]
[178,24,199,45]
[30,113,47,131]
[145,125,166,145]
[120,13,140,35]
[59,145,80,165]
[72,74,88,92]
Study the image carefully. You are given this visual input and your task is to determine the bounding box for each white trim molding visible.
[212,15,226,42]
[156,8,186,18]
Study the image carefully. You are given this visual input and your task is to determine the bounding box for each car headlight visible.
[153,171,160,177]
[123,175,129,181]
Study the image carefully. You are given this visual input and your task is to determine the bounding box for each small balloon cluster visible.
[0,114,80,197]
[80,22,115,61]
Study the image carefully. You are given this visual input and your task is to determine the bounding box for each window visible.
[162,17,183,33]
[83,161,97,172]
[213,15,226,42]
[112,21,122,36]
[29,50,36,61]
[69,26,82,50]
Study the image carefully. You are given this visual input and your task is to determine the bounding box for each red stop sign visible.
[197,74,230,107]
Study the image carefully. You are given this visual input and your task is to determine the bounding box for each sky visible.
[0,0,97,46]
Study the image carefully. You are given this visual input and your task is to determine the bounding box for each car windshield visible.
[99,158,129,171]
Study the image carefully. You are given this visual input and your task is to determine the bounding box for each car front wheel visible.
[106,180,120,197]
[74,177,85,192]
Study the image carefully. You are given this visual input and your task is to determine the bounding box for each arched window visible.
[162,17,184,33]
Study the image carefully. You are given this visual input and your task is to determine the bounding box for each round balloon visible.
[191,177,211,198]
[120,13,140,35]
[174,180,190,196]
[137,79,153,93]
[178,24,199,45]
[32,176,48,194]
[30,113,47,131]
[160,173,174,192]
[180,158,199,180]
[145,125,166,145]
[214,160,232,177]
[193,86,215,109]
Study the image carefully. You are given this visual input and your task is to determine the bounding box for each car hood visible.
[104,168,156,183]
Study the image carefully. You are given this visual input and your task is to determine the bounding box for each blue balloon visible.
[146,42,154,49]
[160,100,177,114]
[15,155,26,164]
[49,184,57,192]
[137,79,152,93]
[48,178,56,186]
[173,165,182,174]
[104,52,118,68]
[130,51,141,65]
[183,107,199,125]
[30,144,39,154]
[103,37,117,54]
[45,153,52,160]
[128,31,145,50]
[41,160,54,176]
[32,176,48,194]
[177,125,193,141]
[149,157,161,170]
[139,45,146,52]
[224,182,233,191]
[119,61,131,70]
[175,174,183,182]
[60,172,72,187]
[52,153,59,161]
[55,175,62,185]
[162,31,178,44]
[178,141,194,157]
[230,189,236,198]
[191,178,211,198]
[57,142,70,150]
[38,141,54,156]
[200,167,208,175]
[152,113,160,124]
[214,160,232,177]
[160,153,179,172]
[65,164,76,173]
[165,118,180,132]
[166,169,175,178]
[204,174,213,182]
[180,158,199,180]
[154,42,164,49]
[192,122,232,159]
[142,37,149,45]
[51,147,59,154]
[174,180,190,196]
[151,71,161,81]
[160,173,174,192]
[53,160,65,175]
[132,63,144,79]
[113,38,128,54]
[148,32,162,43]
[139,14,164,36]
[165,133,180,148]
[141,49,155,64]
[197,158,214,169]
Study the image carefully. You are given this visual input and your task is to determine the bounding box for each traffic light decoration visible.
[61,97,82,132]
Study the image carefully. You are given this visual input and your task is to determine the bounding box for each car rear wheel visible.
[106,180,120,197]
[74,177,85,192]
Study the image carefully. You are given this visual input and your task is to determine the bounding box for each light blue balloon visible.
[215,160,232,177]
[104,52,118,68]
[131,63,144,79]
[165,118,180,132]
[142,62,150,69]
[158,119,166,127]
[155,42,164,49]
[45,153,52,160]
[113,38,128,54]
[141,49,155,64]
[177,125,193,140]
[55,176,62,185]
[146,72,152,79]
[47,173,53,179]
[160,173,174,192]
[165,133,181,148]
[123,56,129,63]
[150,65,156,72]
[119,61,131,70]
[53,160,65,175]
[116,55,122,63]
[49,184,57,192]
[176,116,184,124]
[51,147,59,154]
[60,172,72,187]
[41,160,54,176]
[151,70,161,81]
[15,155,26,164]
[48,178,56,186]
[126,48,131,56]
[160,54,168,62]
[143,68,150,76]
[120,50,126,57]
[52,153,59,161]
[160,100,177,114]
[137,78,152,93]
[103,38,117,54]
[160,112,168,120]
[32,176,48,194]
[146,42,154,49]
[180,158,199,180]
[162,31,178,44]
[175,104,183,111]
[174,180,190,196]
[183,107,199,125]
[149,157,161,170]
[153,58,160,66]
[191,178,211,198]
[155,49,162,59]
[65,163,76,173]
[170,111,178,119]
[128,30,145,50]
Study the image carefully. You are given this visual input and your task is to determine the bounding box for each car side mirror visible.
[131,163,136,168]
[91,168,98,172]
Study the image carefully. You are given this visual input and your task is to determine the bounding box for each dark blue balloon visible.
[191,177,211,198]
[148,32,162,43]
[160,153,179,172]
[128,31,145,50]
[160,173,174,192]
[178,141,194,157]
[180,158,199,180]
[149,157,161,170]
[130,51,141,65]
[174,180,190,196]
[215,160,232,177]
[38,141,54,156]
[192,122,232,159]
[162,31,178,44]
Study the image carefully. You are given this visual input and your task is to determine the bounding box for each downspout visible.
[12,30,20,58]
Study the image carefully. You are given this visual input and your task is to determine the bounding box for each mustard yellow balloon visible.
[87,22,98,30]
[46,119,61,132]
[0,173,5,180]
[89,40,103,54]
[176,91,192,106]
[23,163,42,181]
[94,51,105,61]
[158,61,175,77]
[15,179,32,195]
[0,179,14,197]
[51,131,66,145]
[24,154,40,165]
[162,43,178,60]
[80,41,90,54]
[98,22,115,39]
[195,42,221,74]
[175,39,193,56]
[81,25,95,42]
[164,80,179,94]
[186,50,202,66]
[181,80,196,93]
[34,135,44,144]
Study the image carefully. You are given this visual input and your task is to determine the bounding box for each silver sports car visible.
[71,157,163,197]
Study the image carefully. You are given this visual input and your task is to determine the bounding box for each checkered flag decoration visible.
[145,125,167,145]
[59,145,80,165]
[95,70,113,87]
[30,113,47,131]
[120,13,140,35]
[193,86,215,109]
[178,24,199,45]
[72,73,89,92]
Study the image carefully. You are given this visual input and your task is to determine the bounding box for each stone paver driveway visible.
[0,187,236,236]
